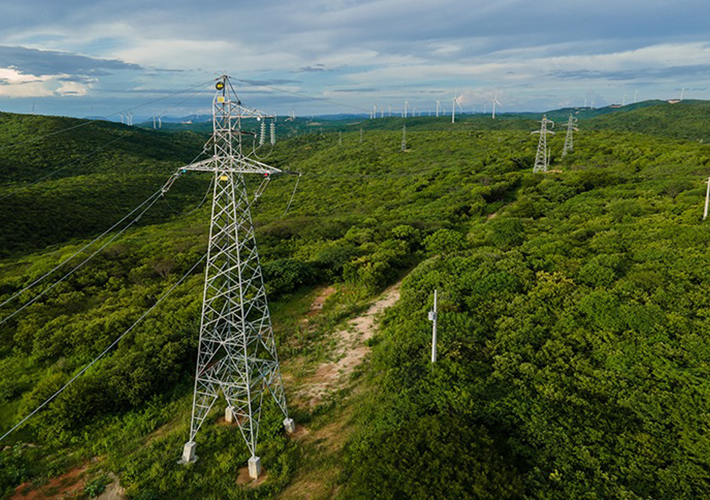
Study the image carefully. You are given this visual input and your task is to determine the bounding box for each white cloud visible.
[0,67,94,97]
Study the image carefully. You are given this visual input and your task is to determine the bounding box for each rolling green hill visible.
[0,112,211,257]
[584,100,710,141]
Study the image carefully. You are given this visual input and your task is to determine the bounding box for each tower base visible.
[283,418,295,433]
[180,441,197,464]
[248,456,262,479]
[225,406,235,423]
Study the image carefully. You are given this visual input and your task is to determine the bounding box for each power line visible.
[161,175,214,216]
[231,78,371,114]
[0,254,206,443]
[0,187,168,312]
[282,173,301,216]
[0,190,164,327]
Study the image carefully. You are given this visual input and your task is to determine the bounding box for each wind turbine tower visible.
[452,95,462,124]
[492,91,502,119]
[532,115,555,173]
[179,75,294,479]
[436,100,441,117]
[562,114,578,157]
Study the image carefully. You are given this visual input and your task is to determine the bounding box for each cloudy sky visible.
[0,0,708,119]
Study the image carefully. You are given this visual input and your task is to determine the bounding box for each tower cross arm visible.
[230,103,275,121]
[180,156,282,175]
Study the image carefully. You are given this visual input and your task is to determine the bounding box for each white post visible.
[429,290,438,362]
[704,177,710,220]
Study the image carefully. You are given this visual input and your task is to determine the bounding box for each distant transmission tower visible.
[532,115,555,173]
[562,114,578,156]
[180,75,294,479]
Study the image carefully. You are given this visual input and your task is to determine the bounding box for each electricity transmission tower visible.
[532,115,555,173]
[401,124,407,151]
[180,75,294,479]
[562,114,578,156]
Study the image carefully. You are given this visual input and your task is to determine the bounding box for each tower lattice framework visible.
[532,115,555,173]
[562,114,578,156]
[180,76,293,478]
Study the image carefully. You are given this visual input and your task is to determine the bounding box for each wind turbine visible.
[404,101,409,118]
[436,100,441,117]
[681,87,686,101]
[452,94,462,124]
[491,91,502,119]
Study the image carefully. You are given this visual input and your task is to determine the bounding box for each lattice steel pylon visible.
[532,115,555,173]
[180,75,294,479]
[562,114,578,156]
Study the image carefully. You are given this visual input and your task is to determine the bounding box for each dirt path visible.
[293,282,401,408]
[280,281,402,499]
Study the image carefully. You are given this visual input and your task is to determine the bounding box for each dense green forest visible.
[2,102,710,498]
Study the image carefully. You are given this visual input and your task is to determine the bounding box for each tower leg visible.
[181,441,197,463]
[248,455,262,479]
[283,417,295,433]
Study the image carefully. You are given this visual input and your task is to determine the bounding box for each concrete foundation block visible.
[283,417,296,433]
[181,441,197,463]
[225,406,235,423]
[248,455,262,479]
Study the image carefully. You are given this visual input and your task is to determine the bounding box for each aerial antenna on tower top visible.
[179,75,294,480]
[532,115,555,173]
[562,114,578,157]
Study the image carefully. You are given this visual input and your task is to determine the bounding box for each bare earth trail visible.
[279,281,403,499]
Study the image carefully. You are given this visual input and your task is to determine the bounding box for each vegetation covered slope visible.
[0,112,209,257]
[584,100,710,142]
[1,107,710,498]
